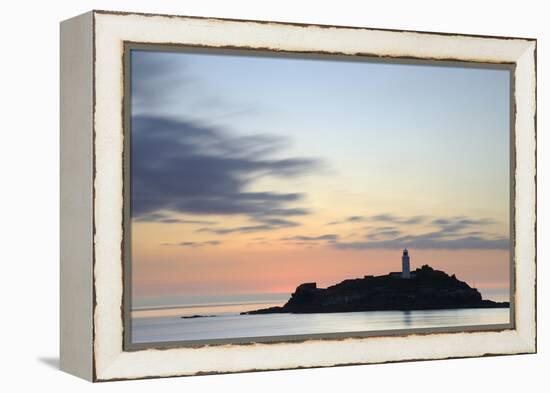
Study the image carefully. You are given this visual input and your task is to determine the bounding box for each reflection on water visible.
[131,305,510,344]
[402,310,412,326]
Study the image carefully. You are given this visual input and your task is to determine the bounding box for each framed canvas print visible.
[60,10,537,381]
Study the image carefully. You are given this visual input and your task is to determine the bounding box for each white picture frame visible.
[60,10,536,382]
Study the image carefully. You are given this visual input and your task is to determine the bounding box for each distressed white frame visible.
[61,10,536,381]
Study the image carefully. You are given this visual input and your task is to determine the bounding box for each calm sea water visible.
[131,301,510,344]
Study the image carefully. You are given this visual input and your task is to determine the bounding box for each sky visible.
[130,48,511,308]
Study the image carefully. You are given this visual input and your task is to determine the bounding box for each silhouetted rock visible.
[241,265,509,315]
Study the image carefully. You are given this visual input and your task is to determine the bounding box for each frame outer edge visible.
[59,11,95,382]
[514,41,537,351]
[91,11,538,380]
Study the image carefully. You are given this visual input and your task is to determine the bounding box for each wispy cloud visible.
[197,217,300,235]
[131,51,191,113]
[430,217,494,233]
[281,234,339,242]
[334,235,508,250]
[134,212,218,225]
[365,228,402,240]
[328,214,427,226]
[278,233,340,248]
[162,240,222,247]
[332,215,507,250]
[368,214,428,225]
[327,216,364,225]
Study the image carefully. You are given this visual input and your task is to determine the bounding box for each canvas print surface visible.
[127,48,511,346]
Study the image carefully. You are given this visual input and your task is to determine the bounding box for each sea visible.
[131,298,510,344]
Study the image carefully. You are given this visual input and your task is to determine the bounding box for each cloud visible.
[162,240,222,247]
[134,212,217,225]
[281,234,339,242]
[279,233,340,248]
[366,228,402,240]
[197,216,301,235]
[132,51,261,122]
[327,216,364,225]
[197,219,300,235]
[368,214,428,225]
[431,217,495,234]
[131,51,193,114]
[334,235,509,250]
[333,215,508,250]
[131,116,321,230]
[328,214,427,226]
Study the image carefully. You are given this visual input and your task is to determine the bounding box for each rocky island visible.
[242,251,509,315]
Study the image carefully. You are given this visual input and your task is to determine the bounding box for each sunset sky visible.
[130,49,511,309]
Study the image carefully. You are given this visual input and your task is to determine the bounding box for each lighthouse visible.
[401,248,411,279]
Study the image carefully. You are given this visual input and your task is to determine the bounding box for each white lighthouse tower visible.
[401,248,411,279]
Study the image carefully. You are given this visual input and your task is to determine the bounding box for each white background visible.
[0,0,546,391]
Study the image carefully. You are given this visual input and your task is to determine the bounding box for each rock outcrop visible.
[242,265,509,315]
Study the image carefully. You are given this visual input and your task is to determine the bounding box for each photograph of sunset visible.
[128,48,511,344]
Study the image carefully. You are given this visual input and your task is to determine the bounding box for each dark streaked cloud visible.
[279,233,340,248]
[197,219,300,235]
[328,213,427,226]
[281,234,339,242]
[368,214,428,225]
[366,228,402,240]
[162,240,222,247]
[334,235,509,250]
[197,216,301,235]
[431,217,494,234]
[333,215,507,250]
[327,216,364,225]
[131,116,321,229]
[134,212,217,225]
